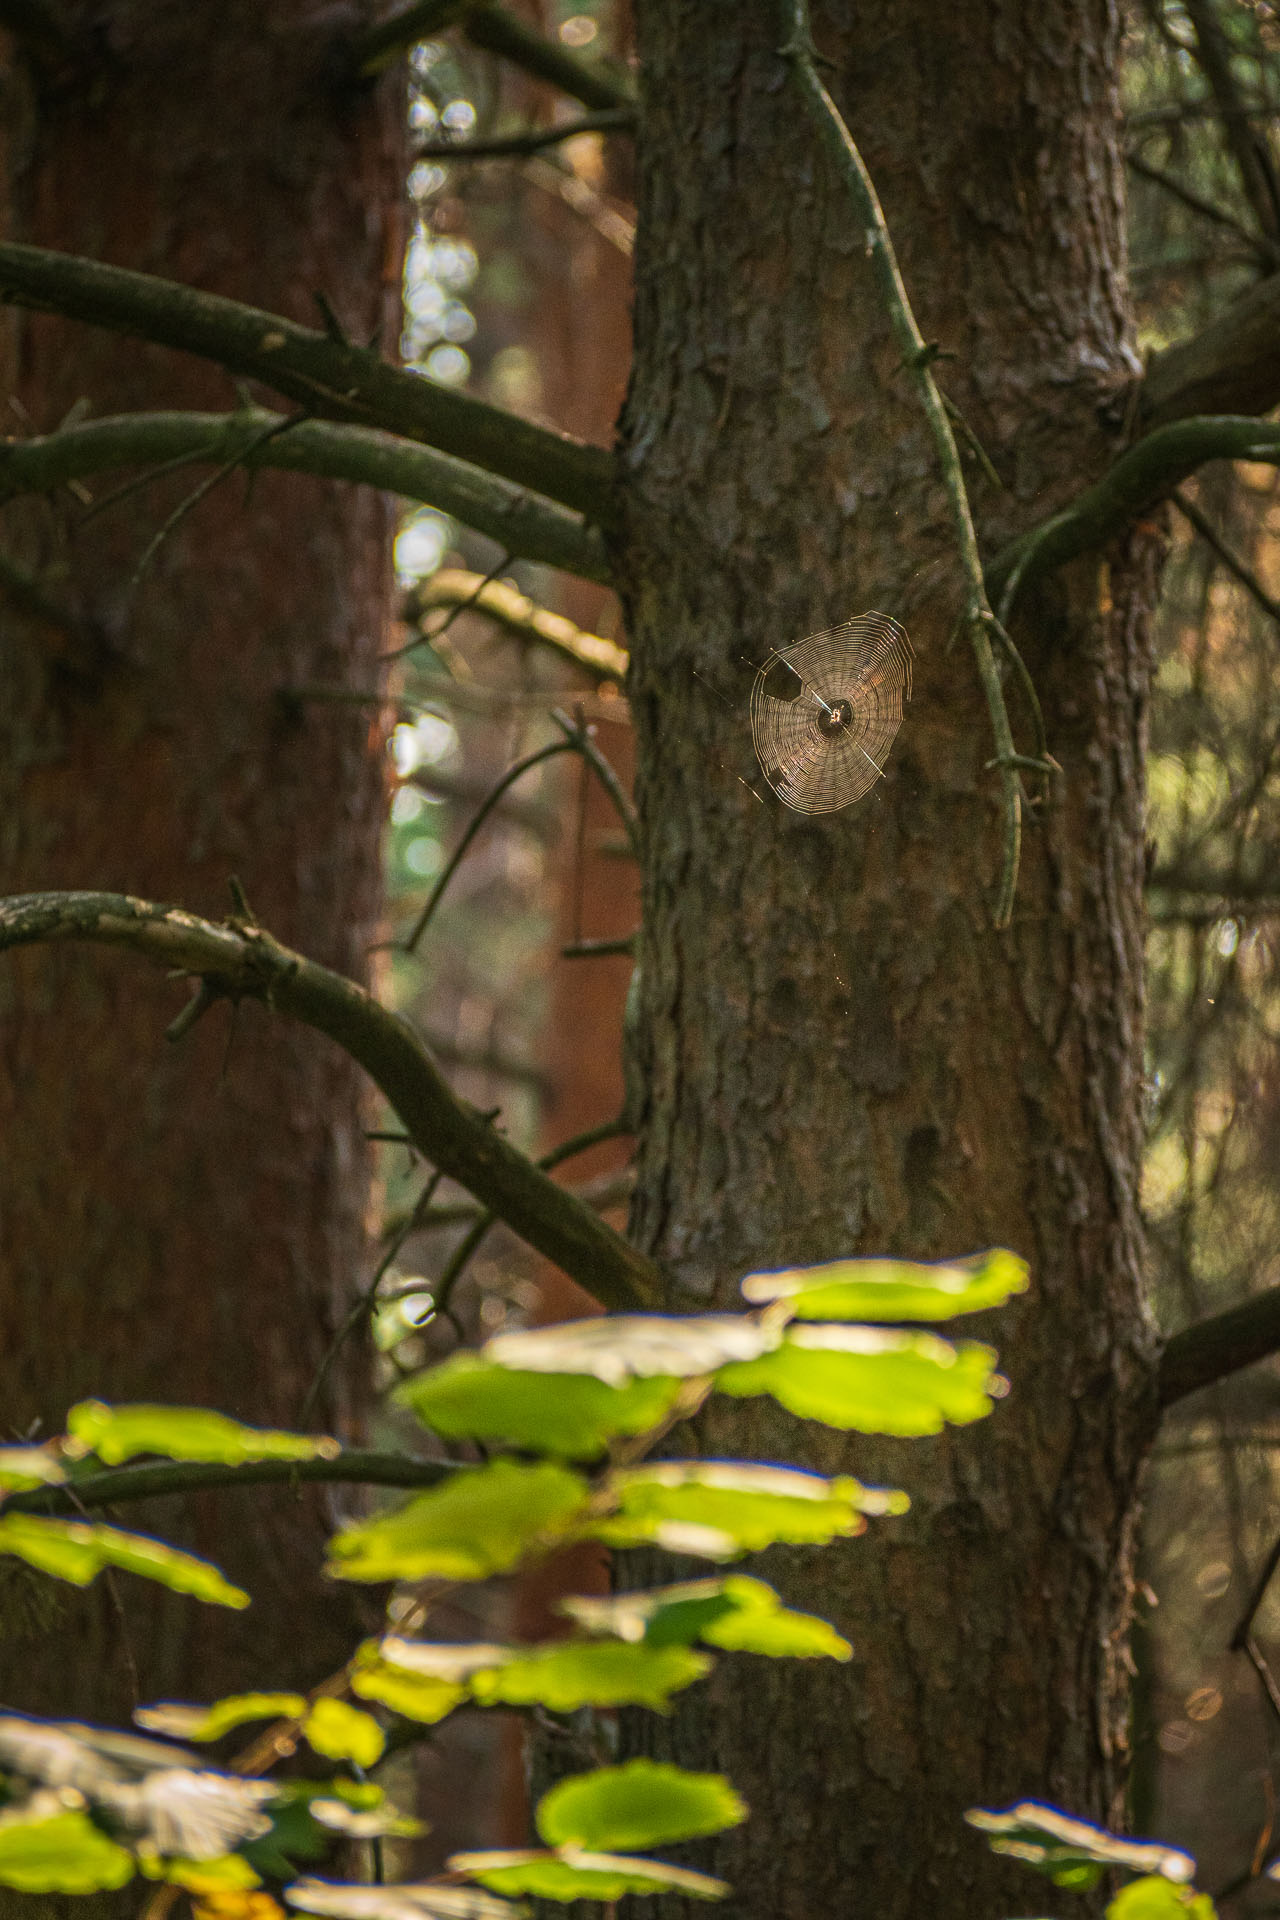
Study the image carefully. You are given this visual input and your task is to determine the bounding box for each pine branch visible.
[780,0,1025,929]
[0,891,661,1310]
[986,415,1280,609]
[1142,270,1280,426]
[404,568,628,680]
[1159,1285,1280,1408]
[0,408,610,583]
[0,241,613,519]
[356,1,636,112]
[3,1449,464,1516]
[415,105,634,162]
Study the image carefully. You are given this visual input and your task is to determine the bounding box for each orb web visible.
[749,611,912,815]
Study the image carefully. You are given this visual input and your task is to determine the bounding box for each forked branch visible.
[0,893,660,1311]
[779,0,1025,928]
[0,241,612,519]
[355,1,636,112]
[0,408,610,583]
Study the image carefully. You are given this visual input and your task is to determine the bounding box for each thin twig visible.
[550,707,639,856]
[384,549,513,662]
[1127,151,1280,266]
[1172,487,1280,628]
[415,107,633,161]
[297,1169,445,1429]
[402,736,576,953]
[779,0,1024,926]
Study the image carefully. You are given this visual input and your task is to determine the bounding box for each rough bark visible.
[616,4,1160,1915]
[0,0,400,1742]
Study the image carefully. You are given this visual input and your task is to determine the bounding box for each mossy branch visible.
[779,1,1024,929]
[0,892,660,1310]
[0,241,613,519]
[0,408,610,583]
[355,0,636,112]
[986,416,1280,610]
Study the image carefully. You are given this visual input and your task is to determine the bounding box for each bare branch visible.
[0,891,662,1310]
[356,1,636,112]
[987,415,1280,608]
[4,1449,463,1517]
[1143,271,1280,426]
[414,106,633,161]
[1160,1285,1280,1408]
[1182,0,1280,240]
[780,0,1025,927]
[404,567,628,681]
[1171,486,1280,625]
[0,241,612,518]
[1127,150,1280,267]
[0,408,610,583]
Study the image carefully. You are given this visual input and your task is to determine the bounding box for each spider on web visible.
[748,612,913,815]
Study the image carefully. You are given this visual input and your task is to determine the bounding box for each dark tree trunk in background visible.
[618,4,1160,1914]
[0,1,401,1727]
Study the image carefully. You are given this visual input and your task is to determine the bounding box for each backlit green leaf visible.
[469,1641,710,1713]
[135,1695,307,1742]
[1108,1881,1216,1920]
[966,1806,1196,1890]
[349,1647,466,1727]
[287,1876,522,1920]
[535,1760,746,1852]
[399,1354,684,1459]
[137,1850,263,1891]
[450,1850,728,1903]
[740,1249,1028,1323]
[0,1807,134,1894]
[326,1460,588,1583]
[485,1316,777,1386]
[67,1402,337,1467]
[0,1514,249,1607]
[592,1462,895,1557]
[303,1699,385,1768]
[561,1576,851,1660]
[0,1447,66,1491]
[717,1326,1004,1435]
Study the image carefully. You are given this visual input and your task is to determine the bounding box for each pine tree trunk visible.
[616,4,1160,1913]
[0,0,401,1731]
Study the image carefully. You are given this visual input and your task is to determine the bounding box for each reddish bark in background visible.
[0,2,403,1723]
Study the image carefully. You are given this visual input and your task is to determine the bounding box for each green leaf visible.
[67,1401,338,1467]
[965,1806,1197,1890]
[350,1651,467,1728]
[135,1695,307,1742]
[303,1699,385,1768]
[717,1326,1005,1435]
[399,1354,684,1460]
[741,1249,1028,1323]
[535,1760,746,1852]
[137,1850,263,1891]
[485,1315,777,1386]
[561,1576,852,1660]
[0,1446,66,1491]
[287,1877,523,1920]
[469,1640,710,1713]
[0,1514,250,1607]
[1108,1881,1216,1920]
[0,1807,135,1894]
[327,1460,589,1583]
[593,1461,900,1558]
[451,1850,728,1902]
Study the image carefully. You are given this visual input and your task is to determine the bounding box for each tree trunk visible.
[0,1,401,1728]
[617,4,1161,1914]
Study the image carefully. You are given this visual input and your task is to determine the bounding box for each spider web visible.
[749,611,913,814]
